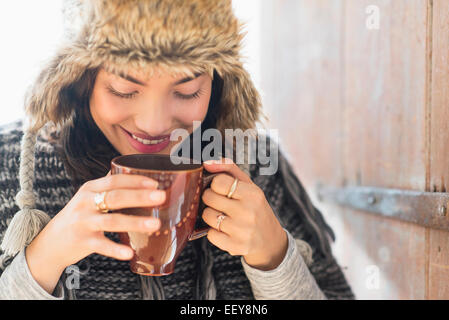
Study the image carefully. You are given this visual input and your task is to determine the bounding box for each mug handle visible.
[188,171,221,241]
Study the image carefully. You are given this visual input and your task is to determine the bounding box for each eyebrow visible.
[118,72,203,86]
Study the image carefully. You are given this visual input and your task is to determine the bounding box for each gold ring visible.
[216,214,226,232]
[94,191,109,213]
[226,178,239,199]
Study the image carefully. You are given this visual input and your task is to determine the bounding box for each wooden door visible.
[259,0,449,299]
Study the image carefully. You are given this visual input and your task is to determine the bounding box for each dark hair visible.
[52,68,223,191]
[44,67,224,299]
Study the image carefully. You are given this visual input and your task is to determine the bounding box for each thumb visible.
[203,157,251,183]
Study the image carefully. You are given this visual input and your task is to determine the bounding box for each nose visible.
[133,99,173,137]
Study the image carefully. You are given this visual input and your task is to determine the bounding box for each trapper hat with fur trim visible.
[1,0,265,257]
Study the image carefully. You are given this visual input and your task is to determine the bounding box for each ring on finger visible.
[94,191,110,213]
[216,214,226,232]
[226,178,239,199]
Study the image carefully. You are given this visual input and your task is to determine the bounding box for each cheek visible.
[172,96,211,125]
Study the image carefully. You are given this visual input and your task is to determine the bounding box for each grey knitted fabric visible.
[0,120,354,300]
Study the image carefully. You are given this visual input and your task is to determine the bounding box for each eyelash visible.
[107,85,202,100]
[174,89,202,100]
[107,86,137,99]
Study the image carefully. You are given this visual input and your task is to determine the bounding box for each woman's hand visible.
[201,158,288,271]
[25,172,166,294]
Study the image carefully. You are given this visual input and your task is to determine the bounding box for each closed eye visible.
[174,89,202,100]
[107,85,138,99]
[107,85,203,101]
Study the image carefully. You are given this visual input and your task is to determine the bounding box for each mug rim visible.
[111,154,204,173]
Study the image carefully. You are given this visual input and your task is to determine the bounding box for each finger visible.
[207,228,241,256]
[91,188,166,211]
[88,237,135,260]
[203,157,252,183]
[89,213,161,233]
[202,207,234,235]
[201,188,241,217]
[84,173,159,192]
[209,173,252,200]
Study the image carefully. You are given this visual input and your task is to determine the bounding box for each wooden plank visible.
[259,0,344,189]
[428,229,449,299]
[259,0,353,291]
[259,0,440,299]
[428,0,449,300]
[336,208,426,299]
[342,0,428,299]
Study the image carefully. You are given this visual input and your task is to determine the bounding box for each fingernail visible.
[150,190,165,201]
[222,157,233,164]
[142,179,158,188]
[144,219,159,228]
[204,159,221,165]
[121,248,133,258]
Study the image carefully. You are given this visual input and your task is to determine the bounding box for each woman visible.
[0,0,354,300]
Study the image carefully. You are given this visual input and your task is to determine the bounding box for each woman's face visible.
[89,67,212,155]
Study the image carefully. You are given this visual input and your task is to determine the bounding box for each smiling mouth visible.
[121,127,170,145]
[130,133,169,145]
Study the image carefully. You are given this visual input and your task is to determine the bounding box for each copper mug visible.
[111,154,218,276]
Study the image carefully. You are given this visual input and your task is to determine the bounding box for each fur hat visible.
[1,0,265,258]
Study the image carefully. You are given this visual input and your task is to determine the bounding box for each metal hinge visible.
[316,184,449,231]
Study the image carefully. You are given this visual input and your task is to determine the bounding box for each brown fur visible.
[24,0,267,144]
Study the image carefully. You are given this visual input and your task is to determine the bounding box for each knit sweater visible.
[0,120,355,300]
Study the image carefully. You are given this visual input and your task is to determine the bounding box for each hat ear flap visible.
[214,64,266,176]
[216,64,265,134]
[24,44,96,134]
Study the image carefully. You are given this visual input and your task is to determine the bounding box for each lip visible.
[120,127,170,153]
[122,127,170,140]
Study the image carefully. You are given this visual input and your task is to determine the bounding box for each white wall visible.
[0,1,64,126]
[232,0,262,93]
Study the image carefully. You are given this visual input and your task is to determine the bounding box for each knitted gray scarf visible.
[60,236,216,300]
[0,124,334,300]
